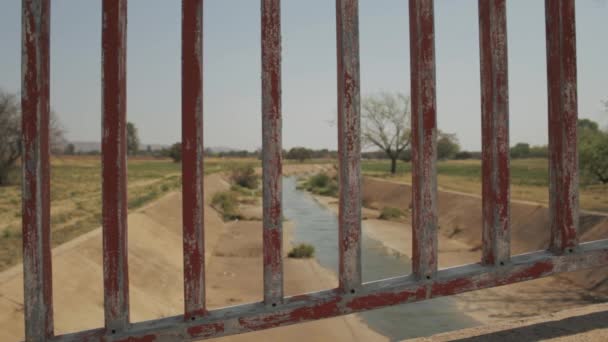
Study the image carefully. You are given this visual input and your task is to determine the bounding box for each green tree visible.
[127,122,140,156]
[64,143,76,155]
[579,118,608,184]
[437,132,460,160]
[510,142,530,159]
[169,142,182,163]
[286,147,312,162]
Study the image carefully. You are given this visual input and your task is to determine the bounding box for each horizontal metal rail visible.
[50,239,608,341]
[20,0,595,341]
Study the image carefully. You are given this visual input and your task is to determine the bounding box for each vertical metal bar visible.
[182,0,206,320]
[479,0,510,266]
[22,0,53,340]
[336,0,362,293]
[409,0,438,280]
[261,0,283,305]
[102,0,129,332]
[545,0,579,253]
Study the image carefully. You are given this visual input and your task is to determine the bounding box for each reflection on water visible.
[282,176,478,341]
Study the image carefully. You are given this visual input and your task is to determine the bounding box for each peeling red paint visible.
[239,298,342,331]
[410,0,438,279]
[182,0,206,320]
[432,277,475,296]
[347,287,426,311]
[21,2,601,341]
[115,334,157,342]
[101,0,130,331]
[336,0,362,293]
[22,0,54,340]
[504,261,555,284]
[262,0,284,305]
[188,322,225,339]
[546,0,579,253]
[479,0,510,266]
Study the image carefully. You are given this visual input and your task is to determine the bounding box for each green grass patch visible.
[361,159,550,188]
[230,184,260,197]
[378,207,405,220]
[298,173,339,197]
[211,191,243,221]
[230,166,259,189]
[288,243,315,258]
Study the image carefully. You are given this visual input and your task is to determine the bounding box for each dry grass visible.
[0,156,256,271]
[362,158,608,213]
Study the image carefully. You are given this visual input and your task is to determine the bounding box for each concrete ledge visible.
[410,303,608,342]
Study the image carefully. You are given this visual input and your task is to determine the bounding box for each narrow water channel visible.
[282,176,478,341]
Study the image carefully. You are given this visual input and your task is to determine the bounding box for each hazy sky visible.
[1,1,606,151]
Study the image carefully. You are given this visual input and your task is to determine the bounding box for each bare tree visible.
[0,89,66,186]
[361,92,411,174]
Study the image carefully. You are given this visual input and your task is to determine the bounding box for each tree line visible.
[1,88,607,186]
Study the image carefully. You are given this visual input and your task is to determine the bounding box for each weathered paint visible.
[409,0,438,280]
[187,322,225,339]
[20,2,601,341]
[101,0,130,333]
[479,0,510,266]
[22,0,53,340]
[182,0,206,320]
[336,0,362,294]
[545,0,579,253]
[261,0,284,306]
[50,240,608,341]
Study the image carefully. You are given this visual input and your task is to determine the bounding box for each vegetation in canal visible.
[298,172,339,197]
[288,243,315,259]
[378,207,406,220]
[211,191,243,221]
[230,165,259,189]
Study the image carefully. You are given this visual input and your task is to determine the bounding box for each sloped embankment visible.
[361,177,608,291]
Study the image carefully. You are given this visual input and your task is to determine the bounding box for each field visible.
[2,156,606,272]
[0,156,256,271]
[362,158,608,213]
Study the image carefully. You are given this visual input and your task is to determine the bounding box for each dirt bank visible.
[0,170,383,341]
[313,176,608,325]
[411,302,608,342]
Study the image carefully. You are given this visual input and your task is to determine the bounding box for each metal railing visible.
[21,0,606,341]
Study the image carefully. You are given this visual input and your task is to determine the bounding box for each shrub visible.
[285,147,313,162]
[231,166,259,189]
[301,172,339,197]
[230,184,260,197]
[309,173,331,188]
[211,191,242,220]
[378,207,404,220]
[454,151,473,160]
[169,142,182,163]
[288,243,315,258]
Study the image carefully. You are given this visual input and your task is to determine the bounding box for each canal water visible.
[282,176,478,341]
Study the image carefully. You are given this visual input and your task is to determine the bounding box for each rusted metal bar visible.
[336,0,362,293]
[182,0,206,320]
[261,0,284,306]
[545,0,579,253]
[409,0,438,279]
[479,0,510,266]
[22,0,53,340]
[51,239,608,342]
[101,0,129,333]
